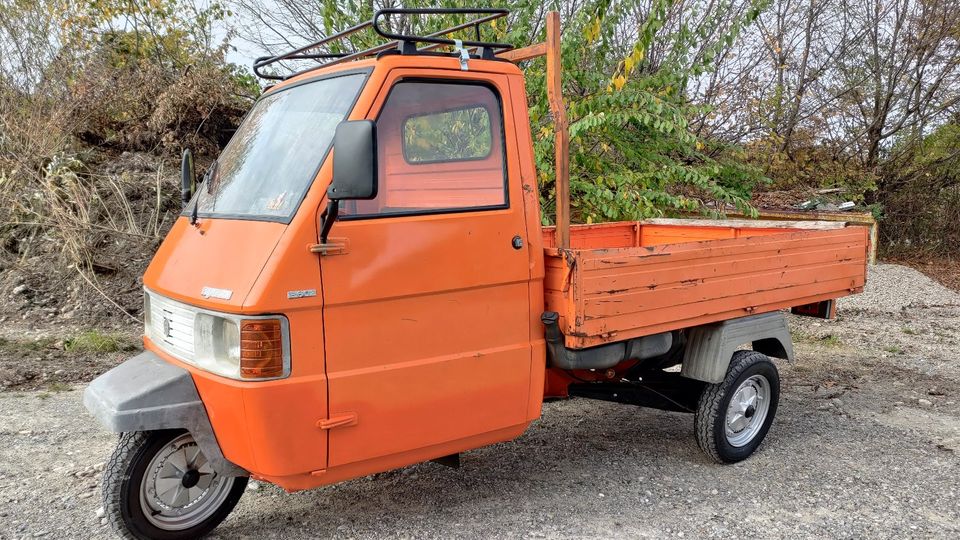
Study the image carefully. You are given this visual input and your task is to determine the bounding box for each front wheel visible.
[102,430,247,539]
[695,350,780,463]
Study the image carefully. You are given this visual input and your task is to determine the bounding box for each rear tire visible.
[102,430,247,540]
[695,350,780,463]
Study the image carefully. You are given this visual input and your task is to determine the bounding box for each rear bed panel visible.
[544,220,869,349]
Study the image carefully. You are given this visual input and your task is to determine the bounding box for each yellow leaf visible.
[612,75,627,91]
[586,215,593,224]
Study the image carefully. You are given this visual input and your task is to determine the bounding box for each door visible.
[319,71,534,467]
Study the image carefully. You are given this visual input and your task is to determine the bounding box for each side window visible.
[342,81,507,217]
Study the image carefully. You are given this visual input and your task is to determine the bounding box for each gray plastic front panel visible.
[83,351,245,476]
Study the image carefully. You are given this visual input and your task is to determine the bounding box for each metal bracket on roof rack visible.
[453,39,469,71]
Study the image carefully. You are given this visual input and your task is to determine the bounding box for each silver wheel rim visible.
[139,433,235,531]
[724,374,771,447]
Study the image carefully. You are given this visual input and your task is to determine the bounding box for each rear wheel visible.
[695,350,780,463]
[102,430,247,539]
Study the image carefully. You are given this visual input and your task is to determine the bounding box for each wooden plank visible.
[582,229,868,271]
[545,11,570,249]
[583,261,865,318]
[582,235,868,279]
[643,218,846,230]
[582,243,867,295]
[543,222,639,248]
[722,209,879,264]
[577,275,864,338]
[566,288,860,348]
[498,42,547,62]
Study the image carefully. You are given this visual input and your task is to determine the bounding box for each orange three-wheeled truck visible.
[83,8,869,539]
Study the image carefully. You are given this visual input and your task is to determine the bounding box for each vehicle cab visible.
[85,21,549,535]
[149,52,546,485]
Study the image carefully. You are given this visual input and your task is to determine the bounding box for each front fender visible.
[83,351,246,477]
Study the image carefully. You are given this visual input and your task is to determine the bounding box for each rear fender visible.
[83,351,246,477]
[681,312,794,384]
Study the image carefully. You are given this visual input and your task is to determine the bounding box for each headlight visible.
[143,293,151,335]
[144,289,290,380]
[194,313,242,378]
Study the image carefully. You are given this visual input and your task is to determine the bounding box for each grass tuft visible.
[64,331,135,354]
[47,381,72,392]
[820,334,842,347]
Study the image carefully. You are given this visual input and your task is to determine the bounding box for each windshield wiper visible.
[189,160,219,225]
[205,160,219,194]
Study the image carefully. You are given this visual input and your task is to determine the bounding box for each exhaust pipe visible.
[541,311,672,370]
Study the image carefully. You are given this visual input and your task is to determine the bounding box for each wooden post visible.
[546,11,570,249]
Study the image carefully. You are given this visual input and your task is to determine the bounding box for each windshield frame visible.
[183,67,372,224]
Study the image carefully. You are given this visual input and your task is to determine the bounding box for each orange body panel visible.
[543,220,869,349]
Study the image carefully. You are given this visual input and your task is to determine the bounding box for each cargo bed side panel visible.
[545,226,868,349]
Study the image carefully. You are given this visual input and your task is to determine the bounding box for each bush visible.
[880,123,960,256]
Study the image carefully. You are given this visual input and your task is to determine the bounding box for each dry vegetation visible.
[0,0,254,327]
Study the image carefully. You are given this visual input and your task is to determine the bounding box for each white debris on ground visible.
[837,263,960,313]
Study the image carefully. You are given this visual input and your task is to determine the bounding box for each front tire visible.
[695,350,780,463]
[102,430,247,539]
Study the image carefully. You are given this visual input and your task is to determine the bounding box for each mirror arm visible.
[319,200,340,244]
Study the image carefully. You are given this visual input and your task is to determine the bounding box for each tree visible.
[228,0,768,221]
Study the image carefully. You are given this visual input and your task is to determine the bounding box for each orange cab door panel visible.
[319,70,533,468]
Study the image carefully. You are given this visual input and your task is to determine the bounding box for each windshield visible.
[194,72,366,220]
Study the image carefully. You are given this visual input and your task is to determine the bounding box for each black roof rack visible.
[253,7,513,81]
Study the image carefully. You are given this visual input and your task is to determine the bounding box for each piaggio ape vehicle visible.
[83,8,869,539]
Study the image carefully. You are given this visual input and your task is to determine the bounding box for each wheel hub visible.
[181,469,201,489]
[139,433,236,531]
[724,374,772,447]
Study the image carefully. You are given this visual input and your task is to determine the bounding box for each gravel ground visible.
[1,264,958,539]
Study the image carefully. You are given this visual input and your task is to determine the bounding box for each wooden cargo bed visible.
[542,219,870,349]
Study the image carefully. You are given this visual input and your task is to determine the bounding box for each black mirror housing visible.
[180,148,195,209]
[329,120,378,201]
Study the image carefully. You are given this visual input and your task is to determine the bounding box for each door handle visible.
[317,412,358,430]
[308,237,350,256]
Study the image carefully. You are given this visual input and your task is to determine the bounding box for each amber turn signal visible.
[240,319,284,379]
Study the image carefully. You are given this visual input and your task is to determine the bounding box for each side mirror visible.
[180,148,195,209]
[329,120,378,200]
[320,120,378,243]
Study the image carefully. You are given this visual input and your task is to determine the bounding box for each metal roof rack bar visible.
[316,10,510,72]
[252,7,512,81]
[372,8,511,50]
[253,20,373,80]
